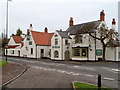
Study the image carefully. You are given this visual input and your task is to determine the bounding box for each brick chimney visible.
[112,18,116,30]
[29,24,33,30]
[100,10,105,21]
[44,27,48,33]
[69,17,74,26]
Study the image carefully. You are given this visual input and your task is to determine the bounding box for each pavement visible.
[1,61,26,85]
[1,56,120,89]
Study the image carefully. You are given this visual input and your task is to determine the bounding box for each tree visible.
[16,28,22,36]
[89,26,119,60]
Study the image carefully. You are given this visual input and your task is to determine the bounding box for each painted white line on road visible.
[102,77,115,81]
[112,69,120,72]
[102,67,118,73]
[32,66,116,81]
[56,64,65,66]
[72,73,80,76]
[57,70,66,73]
[84,74,94,77]
[68,66,96,71]
[73,65,80,68]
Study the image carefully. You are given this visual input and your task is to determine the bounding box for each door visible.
[65,50,70,60]
[18,50,20,57]
[41,49,44,58]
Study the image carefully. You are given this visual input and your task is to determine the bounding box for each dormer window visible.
[75,35,82,43]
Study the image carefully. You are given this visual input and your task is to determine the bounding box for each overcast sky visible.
[0,0,119,37]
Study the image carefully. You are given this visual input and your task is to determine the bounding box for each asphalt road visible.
[1,56,120,89]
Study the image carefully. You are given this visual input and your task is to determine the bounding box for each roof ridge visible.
[72,20,101,26]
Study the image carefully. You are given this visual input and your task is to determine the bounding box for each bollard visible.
[98,74,101,90]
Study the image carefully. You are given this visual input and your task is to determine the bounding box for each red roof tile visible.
[31,31,54,46]
[12,36,24,44]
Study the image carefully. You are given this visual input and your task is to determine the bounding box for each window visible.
[41,49,44,53]
[65,39,68,45]
[31,48,33,54]
[74,49,80,56]
[82,48,87,56]
[12,50,14,54]
[54,51,59,58]
[29,41,32,45]
[26,47,28,51]
[54,34,58,37]
[27,35,30,40]
[119,52,120,58]
[75,35,82,43]
[55,39,58,45]
[49,49,51,57]
[73,48,88,57]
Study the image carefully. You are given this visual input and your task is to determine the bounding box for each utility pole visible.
[5,0,12,62]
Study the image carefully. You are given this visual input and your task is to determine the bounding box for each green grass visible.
[74,82,112,90]
[0,60,8,67]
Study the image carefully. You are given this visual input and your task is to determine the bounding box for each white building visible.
[6,35,24,56]
[51,10,120,61]
[20,25,54,59]
[5,10,120,61]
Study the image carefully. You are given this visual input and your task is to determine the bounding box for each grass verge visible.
[0,60,8,67]
[73,82,112,90]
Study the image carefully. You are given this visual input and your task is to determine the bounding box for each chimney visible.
[27,29,30,35]
[69,17,74,26]
[112,18,116,30]
[44,27,48,33]
[100,10,105,21]
[29,24,33,30]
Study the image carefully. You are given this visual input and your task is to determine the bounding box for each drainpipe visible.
[36,45,37,59]
[115,47,116,61]
[61,37,63,60]
[95,31,96,61]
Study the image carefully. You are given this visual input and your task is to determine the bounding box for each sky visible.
[0,0,119,37]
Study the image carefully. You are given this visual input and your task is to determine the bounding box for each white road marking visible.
[112,69,120,72]
[72,73,80,76]
[102,77,115,81]
[84,74,94,77]
[68,66,96,71]
[102,67,119,73]
[74,65,80,68]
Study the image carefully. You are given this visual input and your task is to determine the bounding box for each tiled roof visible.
[12,36,24,44]
[66,20,101,35]
[31,31,54,46]
[57,30,71,39]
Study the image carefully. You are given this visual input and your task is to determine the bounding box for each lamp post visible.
[5,0,11,62]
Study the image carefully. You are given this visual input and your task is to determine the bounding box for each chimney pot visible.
[30,24,32,27]
[69,17,74,26]
[100,10,105,21]
[112,18,116,25]
[44,27,48,33]
[29,24,33,30]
